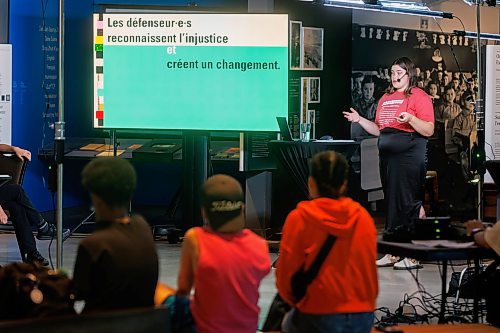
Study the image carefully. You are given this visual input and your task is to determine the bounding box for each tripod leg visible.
[68,210,95,237]
[166,187,182,220]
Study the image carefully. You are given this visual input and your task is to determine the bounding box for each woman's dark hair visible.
[82,157,137,208]
[309,151,348,199]
[386,56,417,97]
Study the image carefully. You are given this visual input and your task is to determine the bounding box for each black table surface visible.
[377,236,497,261]
[378,236,498,323]
[37,138,239,163]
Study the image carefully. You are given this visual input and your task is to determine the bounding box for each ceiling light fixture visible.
[454,29,500,41]
[303,0,453,19]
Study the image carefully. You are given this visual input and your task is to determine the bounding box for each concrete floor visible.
[0,232,484,327]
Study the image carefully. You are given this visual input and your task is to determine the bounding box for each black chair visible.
[0,151,29,185]
[0,151,29,230]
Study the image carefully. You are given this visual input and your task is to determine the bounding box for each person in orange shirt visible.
[276,151,378,333]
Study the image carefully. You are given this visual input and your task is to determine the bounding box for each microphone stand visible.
[473,0,485,221]
[55,0,65,268]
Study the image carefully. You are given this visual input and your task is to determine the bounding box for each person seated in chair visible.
[177,174,270,333]
[0,143,69,266]
[465,219,500,327]
[466,220,500,256]
[72,157,158,312]
[276,151,378,333]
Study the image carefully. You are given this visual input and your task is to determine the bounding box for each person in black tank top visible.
[72,158,158,312]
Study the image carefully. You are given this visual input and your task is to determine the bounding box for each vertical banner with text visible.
[0,44,12,144]
[485,45,500,183]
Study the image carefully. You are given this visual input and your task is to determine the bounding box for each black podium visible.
[268,140,360,230]
[485,160,500,220]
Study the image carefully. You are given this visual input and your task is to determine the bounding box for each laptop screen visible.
[276,117,293,141]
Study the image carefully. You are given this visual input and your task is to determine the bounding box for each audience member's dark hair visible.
[82,157,136,208]
[309,151,348,199]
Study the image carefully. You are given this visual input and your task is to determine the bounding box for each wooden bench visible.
[372,323,499,332]
[0,306,170,333]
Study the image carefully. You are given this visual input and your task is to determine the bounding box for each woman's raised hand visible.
[343,108,361,123]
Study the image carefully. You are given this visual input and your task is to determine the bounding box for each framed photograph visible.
[300,77,309,125]
[290,21,303,70]
[307,109,316,140]
[420,18,429,30]
[307,77,320,103]
[302,27,323,70]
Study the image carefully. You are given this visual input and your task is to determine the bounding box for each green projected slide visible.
[93,13,289,131]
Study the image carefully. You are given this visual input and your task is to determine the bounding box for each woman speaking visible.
[344,57,434,270]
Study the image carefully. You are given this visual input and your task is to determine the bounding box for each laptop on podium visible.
[276,117,294,141]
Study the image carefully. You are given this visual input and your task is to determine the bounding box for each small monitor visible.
[414,217,452,240]
[276,117,293,141]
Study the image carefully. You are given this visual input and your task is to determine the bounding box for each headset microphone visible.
[396,73,407,83]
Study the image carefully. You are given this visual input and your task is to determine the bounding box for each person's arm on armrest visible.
[0,144,14,152]
[0,144,32,161]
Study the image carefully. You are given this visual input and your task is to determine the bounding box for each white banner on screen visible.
[0,44,12,145]
[484,45,500,183]
[99,14,288,46]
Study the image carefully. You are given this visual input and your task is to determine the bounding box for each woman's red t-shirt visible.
[375,87,434,132]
